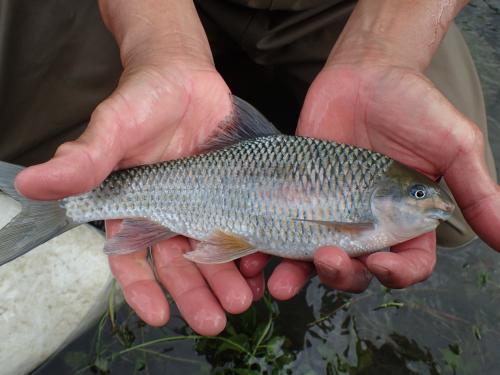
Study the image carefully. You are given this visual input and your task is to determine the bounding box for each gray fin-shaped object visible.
[0,161,77,266]
[200,95,281,153]
[104,218,177,255]
[184,230,257,264]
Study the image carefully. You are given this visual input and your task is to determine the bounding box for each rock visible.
[0,193,113,375]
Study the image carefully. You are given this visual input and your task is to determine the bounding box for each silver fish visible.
[0,96,454,266]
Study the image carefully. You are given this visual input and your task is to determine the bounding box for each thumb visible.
[15,101,124,200]
[443,124,500,251]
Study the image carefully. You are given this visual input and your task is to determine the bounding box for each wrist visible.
[328,0,468,71]
[98,0,214,70]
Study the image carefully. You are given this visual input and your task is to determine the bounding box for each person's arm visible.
[16,0,261,335]
[241,0,499,296]
[98,0,214,71]
[330,0,469,70]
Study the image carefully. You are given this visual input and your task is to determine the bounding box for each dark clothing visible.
[0,1,121,165]
[225,0,340,10]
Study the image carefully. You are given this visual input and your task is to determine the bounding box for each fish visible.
[0,96,455,266]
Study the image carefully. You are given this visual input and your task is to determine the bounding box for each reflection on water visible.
[34,0,500,374]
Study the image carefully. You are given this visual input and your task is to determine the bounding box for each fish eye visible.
[409,184,427,199]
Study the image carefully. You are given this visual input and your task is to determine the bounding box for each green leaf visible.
[356,340,374,370]
[449,343,461,355]
[476,271,490,288]
[225,321,237,337]
[240,306,257,331]
[134,358,146,371]
[214,334,250,356]
[373,301,405,311]
[265,336,285,359]
[472,325,482,341]
[381,286,392,294]
[440,346,464,372]
[94,357,109,372]
[253,321,271,346]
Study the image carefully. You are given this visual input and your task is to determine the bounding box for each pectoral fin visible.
[104,218,177,255]
[295,219,375,234]
[184,230,257,264]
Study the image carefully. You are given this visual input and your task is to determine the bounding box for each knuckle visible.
[91,98,125,131]
[54,140,79,156]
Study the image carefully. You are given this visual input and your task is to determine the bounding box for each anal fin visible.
[104,218,177,255]
[184,230,256,264]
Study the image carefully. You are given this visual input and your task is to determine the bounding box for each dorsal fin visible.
[200,95,281,153]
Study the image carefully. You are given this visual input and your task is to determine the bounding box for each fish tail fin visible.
[0,161,76,266]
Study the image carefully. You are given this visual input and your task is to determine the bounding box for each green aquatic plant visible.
[67,287,295,374]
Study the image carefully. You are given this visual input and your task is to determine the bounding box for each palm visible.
[298,65,469,175]
[86,66,233,171]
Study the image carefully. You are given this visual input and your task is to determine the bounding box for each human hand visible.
[14,0,261,335]
[241,0,499,298]
[299,62,496,290]
[241,62,499,297]
[294,0,500,292]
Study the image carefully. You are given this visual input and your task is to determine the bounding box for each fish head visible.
[371,162,455,241]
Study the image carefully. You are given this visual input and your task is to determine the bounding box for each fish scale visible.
[61,135,393,258]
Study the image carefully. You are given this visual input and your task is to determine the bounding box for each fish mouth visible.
[428,208,453,221]
[429,190,455,221]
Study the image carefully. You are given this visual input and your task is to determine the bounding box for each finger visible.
[364,232,436,288]
[153,237,227,336]
[197,261,253,315]
[441,124,500,251]
[246,272,265,301]
[239,252,270,278]
[314,247,372,292]
[106,220,169,327]
[267,260,313,300]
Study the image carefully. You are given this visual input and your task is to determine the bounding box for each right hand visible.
[15,45,265,335]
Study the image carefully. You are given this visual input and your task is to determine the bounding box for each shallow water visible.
[34,1,500,374]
